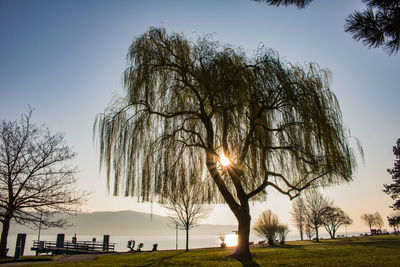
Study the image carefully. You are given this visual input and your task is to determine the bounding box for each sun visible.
[219,155,231,166]
[224,234,238,247]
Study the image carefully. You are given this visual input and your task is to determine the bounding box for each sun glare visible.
[224,234,238,247]
[219,155,231,166]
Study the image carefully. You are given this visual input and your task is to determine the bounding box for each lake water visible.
[6,233,222,256]
[5,230,363,257]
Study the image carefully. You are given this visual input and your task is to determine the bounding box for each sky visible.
[0,0,399,234]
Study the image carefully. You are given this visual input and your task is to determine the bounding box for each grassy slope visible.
[22,235,400,266]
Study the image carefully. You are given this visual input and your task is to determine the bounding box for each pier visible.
[31,234,116,255]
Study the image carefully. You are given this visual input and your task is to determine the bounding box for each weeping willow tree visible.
[94,27,356,260]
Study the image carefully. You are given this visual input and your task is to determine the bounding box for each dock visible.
[31,240,116,255]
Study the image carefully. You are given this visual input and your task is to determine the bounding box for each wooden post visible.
[103,235,109,251]
[56,234,65,248]
[14,233,26,259]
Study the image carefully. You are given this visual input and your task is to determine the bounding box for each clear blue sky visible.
[1,0,399,232]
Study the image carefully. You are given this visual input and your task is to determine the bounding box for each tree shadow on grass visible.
[236,257,261,267]
[256,244,304,249]
[143,251,185,266]
[229,254,261,267]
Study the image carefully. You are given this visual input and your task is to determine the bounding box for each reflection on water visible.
[224,234,238,247]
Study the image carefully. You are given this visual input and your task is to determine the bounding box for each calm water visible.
[6,234,222,256]
[5,231,361,257]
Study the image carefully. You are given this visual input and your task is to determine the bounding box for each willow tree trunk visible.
[232,204,251,259]
[0,218,11,258]
[205,151,252,260]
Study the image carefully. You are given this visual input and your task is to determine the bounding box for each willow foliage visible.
[94,27,355,205]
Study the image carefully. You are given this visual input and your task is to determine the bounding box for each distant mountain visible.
[9,210,236,237]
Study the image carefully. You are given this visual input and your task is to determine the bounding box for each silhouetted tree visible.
[374,212,384,230]
[253,210,280,246]
[361,213,375,231]
[361,212,383,231]
[322,206,352,239]
[345,1,400,55]
[303,190,332,242]
[304,221,315,240]
[387,212,400,232]
[291,196,306,240]
[0,110,85,258]
[277,223,290,244]
[252,0,400,55]
[162,166,212,252]
[94,27,356,260]
[384,139,400,210]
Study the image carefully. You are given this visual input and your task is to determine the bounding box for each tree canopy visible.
[94,27,356,259]
[322,206,352,239]
[251,0,313,8]
[252,0,400,55]
[345,0,400,55]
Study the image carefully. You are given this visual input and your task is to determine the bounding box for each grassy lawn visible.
[20,235,400,266]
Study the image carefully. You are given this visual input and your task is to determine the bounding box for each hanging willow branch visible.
[94,27,356,206]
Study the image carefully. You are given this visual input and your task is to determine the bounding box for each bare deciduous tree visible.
[322,206,352,239]
[162,163,212,252]
[291,197,306,240]
[94,27,356,260]
[0,110,86,257]
[304,221,315,240]
[303,190,332,242]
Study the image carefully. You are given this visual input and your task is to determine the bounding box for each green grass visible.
[21,235,400,266]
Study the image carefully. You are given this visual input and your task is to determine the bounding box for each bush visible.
[254,210,282,246]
